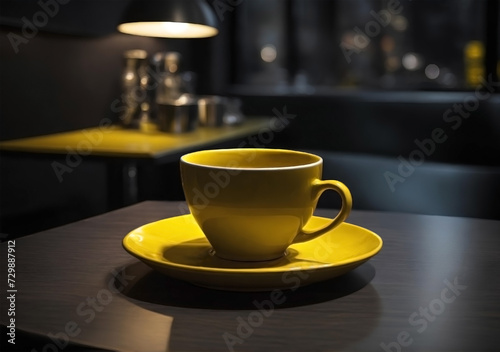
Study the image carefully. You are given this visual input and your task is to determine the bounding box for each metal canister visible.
[156,94,199,133]
[120,50,150,128]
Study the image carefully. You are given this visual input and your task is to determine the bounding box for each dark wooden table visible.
[1,201,499,351]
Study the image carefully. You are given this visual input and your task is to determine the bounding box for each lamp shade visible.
[118,0,218,38]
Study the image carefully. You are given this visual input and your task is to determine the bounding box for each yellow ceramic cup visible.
[180,148,352,261]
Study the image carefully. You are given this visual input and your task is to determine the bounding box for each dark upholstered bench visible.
[309,150,500,220]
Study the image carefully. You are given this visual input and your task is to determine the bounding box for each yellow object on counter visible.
[464,40,485,88]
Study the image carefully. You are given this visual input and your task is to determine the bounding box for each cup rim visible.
[180,148,323,171]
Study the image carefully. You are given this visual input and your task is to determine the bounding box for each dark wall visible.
[0,1,498,237]
[0,30,168,140]
[0,27,169,236]
[239,92,500,167]
[0,0,228,236]
[0,0,229,140]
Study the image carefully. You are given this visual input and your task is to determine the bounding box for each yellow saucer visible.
[122,215,383,291]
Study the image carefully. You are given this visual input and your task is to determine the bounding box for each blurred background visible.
[0,0,499,237]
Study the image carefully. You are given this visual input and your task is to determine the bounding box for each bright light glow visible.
[402,53,422,71]
[425,64,440,80]
[391,15,408,31]
[118,21,218,38]
[162,22,189,34]
[465,41,484,59]
[125,72,135,81]
[260,44,277,63]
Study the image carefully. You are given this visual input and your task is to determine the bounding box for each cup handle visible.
[292,179,352,244]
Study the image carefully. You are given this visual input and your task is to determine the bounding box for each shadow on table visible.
[114,261,377,310]
[114,261,381,351]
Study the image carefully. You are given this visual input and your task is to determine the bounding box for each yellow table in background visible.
[0,117,271,208]
[0,118,271,160]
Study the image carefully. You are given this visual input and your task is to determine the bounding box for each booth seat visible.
[309,150,500,220]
